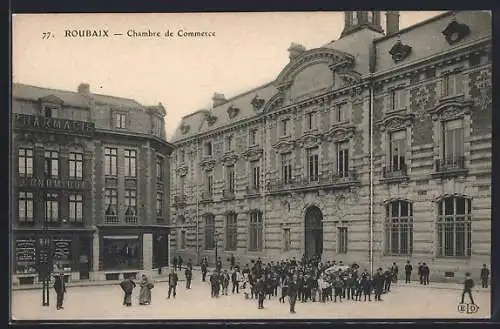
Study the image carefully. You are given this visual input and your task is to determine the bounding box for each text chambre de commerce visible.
[64,29,216,38]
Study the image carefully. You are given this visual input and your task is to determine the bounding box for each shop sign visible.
[14,114,95,137]
[18,177,90,190]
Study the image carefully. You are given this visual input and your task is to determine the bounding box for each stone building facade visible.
[169,11,491,281]
[11,83,174,284]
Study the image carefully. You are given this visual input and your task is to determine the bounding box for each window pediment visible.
[38,94,64,106]
[297,131,324,148]
[221,152,238,165]
[251,95,266,112]
[389,40,413,63]
[442,20,470,45]
[325,125,356,142]
[376,113,415,132]
[272,139,296,154]
[427,99,473,121]
[227,105,240,119]
[242,146,263,161]
[200,157,216,170]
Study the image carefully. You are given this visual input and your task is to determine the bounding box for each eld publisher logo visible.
[457,303,479,314]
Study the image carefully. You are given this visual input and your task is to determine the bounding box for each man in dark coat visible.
[230,253,236,270]
[168,269,178,298]
[461,272,475,305]
[418,262,423,284]
[201,258,208,282]
[480,264,490,288]
[120,276,136,307]
[361,275,372,302]
[53,273,67,310]
[422,263,430,285]
[210,271,220,298]
[178,256,183,270]
[384,268,392,293]
[288,275,298,313]
[255,278,266,309]
[173,257,178,271]
[391,263,399,283]
[185,266,192,289]
[333,275,343,303]
[216,257,223,272]
[373,268,384,301]
[404,261,413,284]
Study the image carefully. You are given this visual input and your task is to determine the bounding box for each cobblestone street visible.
[12,279,490,320]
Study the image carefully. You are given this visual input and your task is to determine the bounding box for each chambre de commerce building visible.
[11,83,174,285]
[169,11,491,282]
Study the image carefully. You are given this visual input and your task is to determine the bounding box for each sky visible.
[12,11,444,138]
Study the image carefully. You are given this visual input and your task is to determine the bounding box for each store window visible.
[102,236,141,270]
[15,238,37,274]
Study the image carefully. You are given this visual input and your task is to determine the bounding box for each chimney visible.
[385,11,400,35]
[288,43,306,61]
[212,93,227,107]
[77,83,90,95]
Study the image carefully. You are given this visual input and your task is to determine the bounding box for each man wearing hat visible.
[53,272,67,310]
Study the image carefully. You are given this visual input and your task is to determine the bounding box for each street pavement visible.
[11,279,490,321]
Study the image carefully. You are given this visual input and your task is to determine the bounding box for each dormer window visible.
[115,112,127,129]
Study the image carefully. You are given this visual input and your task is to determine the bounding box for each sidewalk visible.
[13,266,486,292]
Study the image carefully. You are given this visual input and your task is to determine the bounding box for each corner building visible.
[170,11,491,281]
[12,83,174,284]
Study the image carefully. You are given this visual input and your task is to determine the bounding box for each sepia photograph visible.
[10,10,492,321]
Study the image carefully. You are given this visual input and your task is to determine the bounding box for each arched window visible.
[437,196,472,257]
[225,212,238,251]
[204,214,215,250]
[249,210,263,251]
[385,200,413,255]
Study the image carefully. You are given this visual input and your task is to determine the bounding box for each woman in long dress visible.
[139,274,154,305]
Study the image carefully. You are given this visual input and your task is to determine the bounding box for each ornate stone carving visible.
[251,95,266,112]
[227,104,240,119]
[389,40,412,63]
[272,138,296,154]
[325,125,356,141]
[349,87,364,103]
[263,94,284,113]
[442,19,470,45]
[413,85,432,108]
[376,113,415,132]
[205,113,217,126]
[176,166,188,177]
[427,99,473,121]
[338,71,362,86]
[242,146,263,161]
[180,122,190,134]
[200,157,216,170]
[221,151,239,165]
[297,132,324,148]
[38,94,64,105]
[472,69,492,111]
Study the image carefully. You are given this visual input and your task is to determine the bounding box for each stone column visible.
[91,230,100,280]
[142,233,153,276]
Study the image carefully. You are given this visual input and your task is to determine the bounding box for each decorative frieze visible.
[325,125,356,142]
[242,146,264,161]
[376,113,415,132]
[427,99,473,121]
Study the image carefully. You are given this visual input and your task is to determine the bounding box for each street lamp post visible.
[41,217,51,306]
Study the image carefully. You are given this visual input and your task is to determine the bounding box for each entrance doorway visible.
[304,206,323,259]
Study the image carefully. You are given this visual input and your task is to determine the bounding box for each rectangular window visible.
[179,149,185,163]
[437,197,471,257]
[104,148,118,176]
[180,230,186,249]
[45,193,59,223]
[104,189,118,224]
[306,111,317,130]
[333,103,348,123]
[204,142,213,156]
[204,215,215,250]
[337,141,349,178]
[442,73,464,97]
[227,165,235,193]
[338,227,348,253]
[283,228,291,251]
[225,212,238,251]
[179,176,185,195]
[390,89,410,110]
[18,192,34,223]
[225,136,233,152]
[156,192,163,218]
[69,152,83,179]
[249,211,263,251]
[69,194,83,224]
[206,170,214,195]
[115,113,127,129]
[125,190,137,224]
[249,129,258,146]
[281,153,293,184]
[156,156,163,181]
[281,119,290,136]
[251,161,260,189]
[390,130,406,171]
[155,118,163,136]
[443,119,464,167]
[386,201,413,255]
[124,149,137,178]
[307,147,319,182]
[18,148,33,177]
[44,151,59,178]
